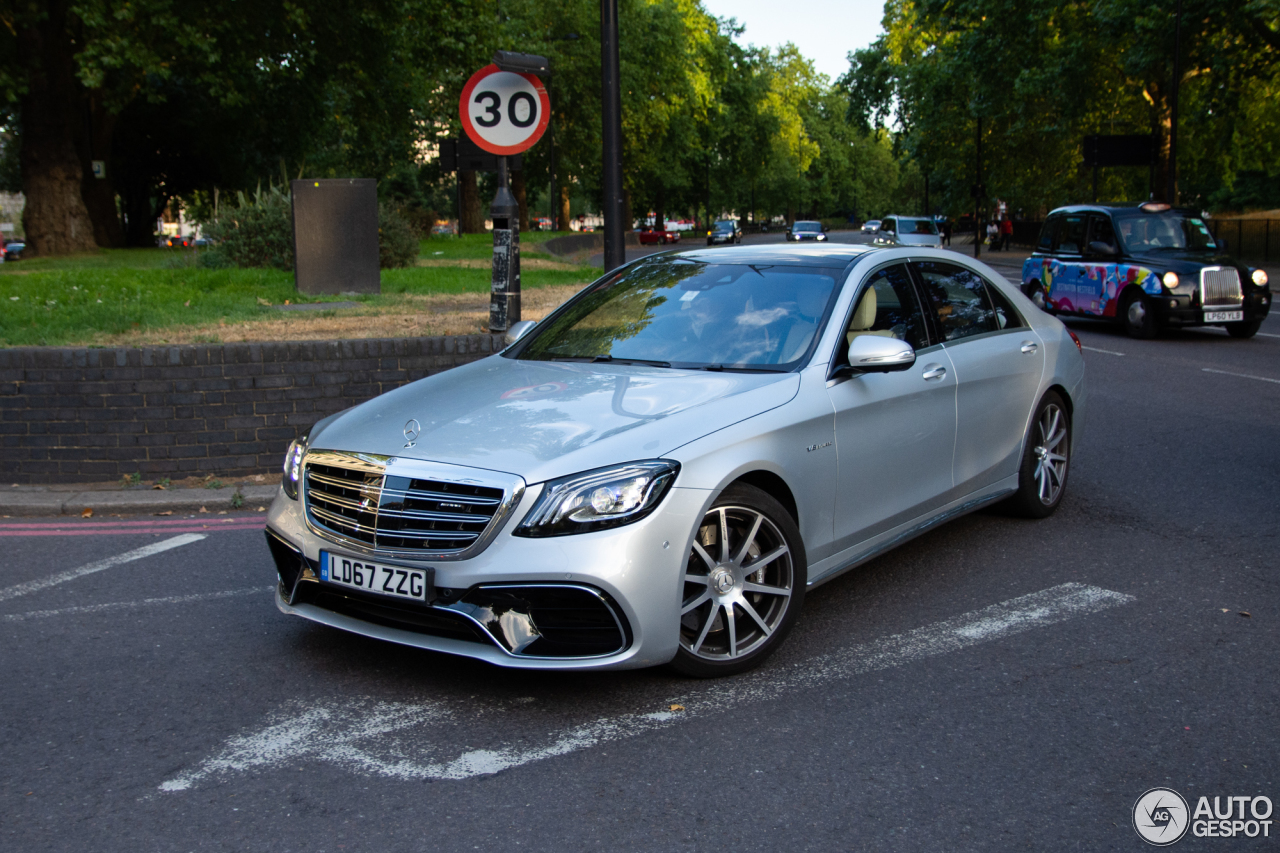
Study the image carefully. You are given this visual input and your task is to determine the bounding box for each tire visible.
[1226,319,1262,339]
[1121,290,1158,339]
[1005,392,1071,519]
[670,483,807,677]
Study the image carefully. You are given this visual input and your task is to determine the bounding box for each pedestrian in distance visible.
[942,218,952,247]
[1001,217,1013,251]
[987,220,1000,251]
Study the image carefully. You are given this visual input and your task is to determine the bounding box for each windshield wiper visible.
[690,364,788,373]
[548,354,671,367]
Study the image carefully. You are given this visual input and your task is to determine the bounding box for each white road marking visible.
[159,582,1133,792]
[0,534,206,603]
[1,587,269,623]
[1081,345,1125,356]
[1202,367,1280,385]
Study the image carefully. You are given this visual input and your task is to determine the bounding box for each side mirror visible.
[840,335,916,375]
[503,319,537,346]
[1087,241,1118,256]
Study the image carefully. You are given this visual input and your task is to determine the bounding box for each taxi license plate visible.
[1204,310,1243,323]
[320,551,432,602]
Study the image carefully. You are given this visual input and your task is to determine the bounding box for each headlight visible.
[817,234,827,241]
[1253,269,1269,287]
[281,433,309,500]
[514,460,679,537]
[1162,271,1179,289]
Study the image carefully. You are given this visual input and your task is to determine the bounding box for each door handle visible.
[921,364,947,381]
[1020,341,1038,354]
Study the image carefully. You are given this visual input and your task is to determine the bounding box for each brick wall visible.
[0,334,506,484]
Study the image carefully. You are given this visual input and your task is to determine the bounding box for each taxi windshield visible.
[516,261,838,369]
[1114,212,1218,253]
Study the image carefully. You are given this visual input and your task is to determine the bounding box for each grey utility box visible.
[291,178,380,295]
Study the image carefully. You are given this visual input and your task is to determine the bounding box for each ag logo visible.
[1134,787,1190,846]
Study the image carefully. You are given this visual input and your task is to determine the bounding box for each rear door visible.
[911,260,1044,495]
[1045,213,1087,313]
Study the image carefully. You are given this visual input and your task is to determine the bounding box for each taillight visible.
[1067,329,1082,353]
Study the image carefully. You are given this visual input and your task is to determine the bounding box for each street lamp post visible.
[1167,0,1182,204]
[600,0,625,272]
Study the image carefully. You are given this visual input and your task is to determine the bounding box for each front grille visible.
[304,451,508,556]
[1201,267,1243,308]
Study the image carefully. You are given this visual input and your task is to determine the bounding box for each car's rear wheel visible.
[1121,290,1159,339]
[671,484,806,677]
[1005,392,1071,518]
[1226,319,1262,339]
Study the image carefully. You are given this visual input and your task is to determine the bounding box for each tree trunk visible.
[512,169,528,232]
[459,171,484,233]
[622,188,633,233]
[1146,82,1174,202]
[557,184,571,232]
[17,2,98,256]
[76,97,125,247]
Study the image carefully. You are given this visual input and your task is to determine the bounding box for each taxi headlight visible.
[1162,271,1179,289]
[515,460,679,537]
[1253,269,1269,287]
[281,433,309,500]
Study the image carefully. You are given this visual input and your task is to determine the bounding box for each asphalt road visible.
[3,306,1278,850]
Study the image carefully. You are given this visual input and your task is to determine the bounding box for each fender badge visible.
[806,441,832,453]
[403,419,421,448]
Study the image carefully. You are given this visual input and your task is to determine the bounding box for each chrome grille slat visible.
[303,451,511,556]
[1201,267,1243,308]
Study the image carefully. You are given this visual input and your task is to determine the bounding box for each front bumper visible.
[1152,289,1270,326]
[265,483,712,670]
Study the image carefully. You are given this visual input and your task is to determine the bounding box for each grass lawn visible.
[0,238,596,347]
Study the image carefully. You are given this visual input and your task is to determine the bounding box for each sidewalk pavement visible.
[0,483,280,517]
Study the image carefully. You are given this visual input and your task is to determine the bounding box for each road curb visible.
[0,485,280,517]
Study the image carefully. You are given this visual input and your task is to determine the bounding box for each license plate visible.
[1204,310,1243,323]
[320,551,432,602]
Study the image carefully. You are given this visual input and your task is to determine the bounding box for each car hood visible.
[309,356,800,484]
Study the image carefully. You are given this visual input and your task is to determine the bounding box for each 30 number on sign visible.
[459,65,551,156]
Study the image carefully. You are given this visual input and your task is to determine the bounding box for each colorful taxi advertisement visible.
[1021,203,1271,339]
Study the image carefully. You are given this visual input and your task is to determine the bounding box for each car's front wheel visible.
[1226,319,1262,339]
[1005,392,1071,518]
[671,484,806,677]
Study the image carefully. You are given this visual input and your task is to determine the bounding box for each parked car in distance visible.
[266,242,1085,677]
[1021,202,1271,339]
[786,220,827,242]
[872,216,943,248]
[3,240,25,261]
[707,219,743,245]
[164,235,191,248]
[861,220,882,234]
[639,225,681,245]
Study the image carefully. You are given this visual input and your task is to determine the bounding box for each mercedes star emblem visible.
[403,418,421,448]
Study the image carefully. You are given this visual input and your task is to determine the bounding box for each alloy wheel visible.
[680,506,795,661]
[1033,403,1069,505]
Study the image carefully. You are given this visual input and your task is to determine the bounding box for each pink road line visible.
[0,522,265,537]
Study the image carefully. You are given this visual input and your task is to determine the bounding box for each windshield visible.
[516,261,838,369]
[714,220,735,231]
[899,218,939,235]
[793,221,821,232]
[1114,212,1218,252]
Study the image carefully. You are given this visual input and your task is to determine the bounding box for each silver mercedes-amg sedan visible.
[265,244,1085,677]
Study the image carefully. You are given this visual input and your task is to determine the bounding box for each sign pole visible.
[490,155,521,332]
[600,0,625,272]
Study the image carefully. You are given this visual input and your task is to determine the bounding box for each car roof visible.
[657,243,879,268]
[1047,203,1201,216]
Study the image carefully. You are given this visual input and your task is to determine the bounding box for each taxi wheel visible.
[1006,392,1070,519]
[1121,291,1158,339]
[671,484,806,678]
[1226,320,1262,339]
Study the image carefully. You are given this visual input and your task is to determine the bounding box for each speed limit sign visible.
[459,64,551,156]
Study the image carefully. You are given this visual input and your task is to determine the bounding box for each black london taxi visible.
[1021,203,1271,339]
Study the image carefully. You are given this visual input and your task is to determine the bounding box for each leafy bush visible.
[201,183,295,271]
[378,204,419,269]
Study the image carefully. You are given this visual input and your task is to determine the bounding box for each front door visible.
[826,263,958,552]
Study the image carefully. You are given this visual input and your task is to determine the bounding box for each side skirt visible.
[806,477,1019,589]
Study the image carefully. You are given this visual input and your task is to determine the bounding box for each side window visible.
[1054,214,1086,254]
[1036,217,1058,252]
[913,261,999,342]
[1088,215,1117,250]
[882,218,896,233]
[844,264,930,353]
[983,281,1025,330]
